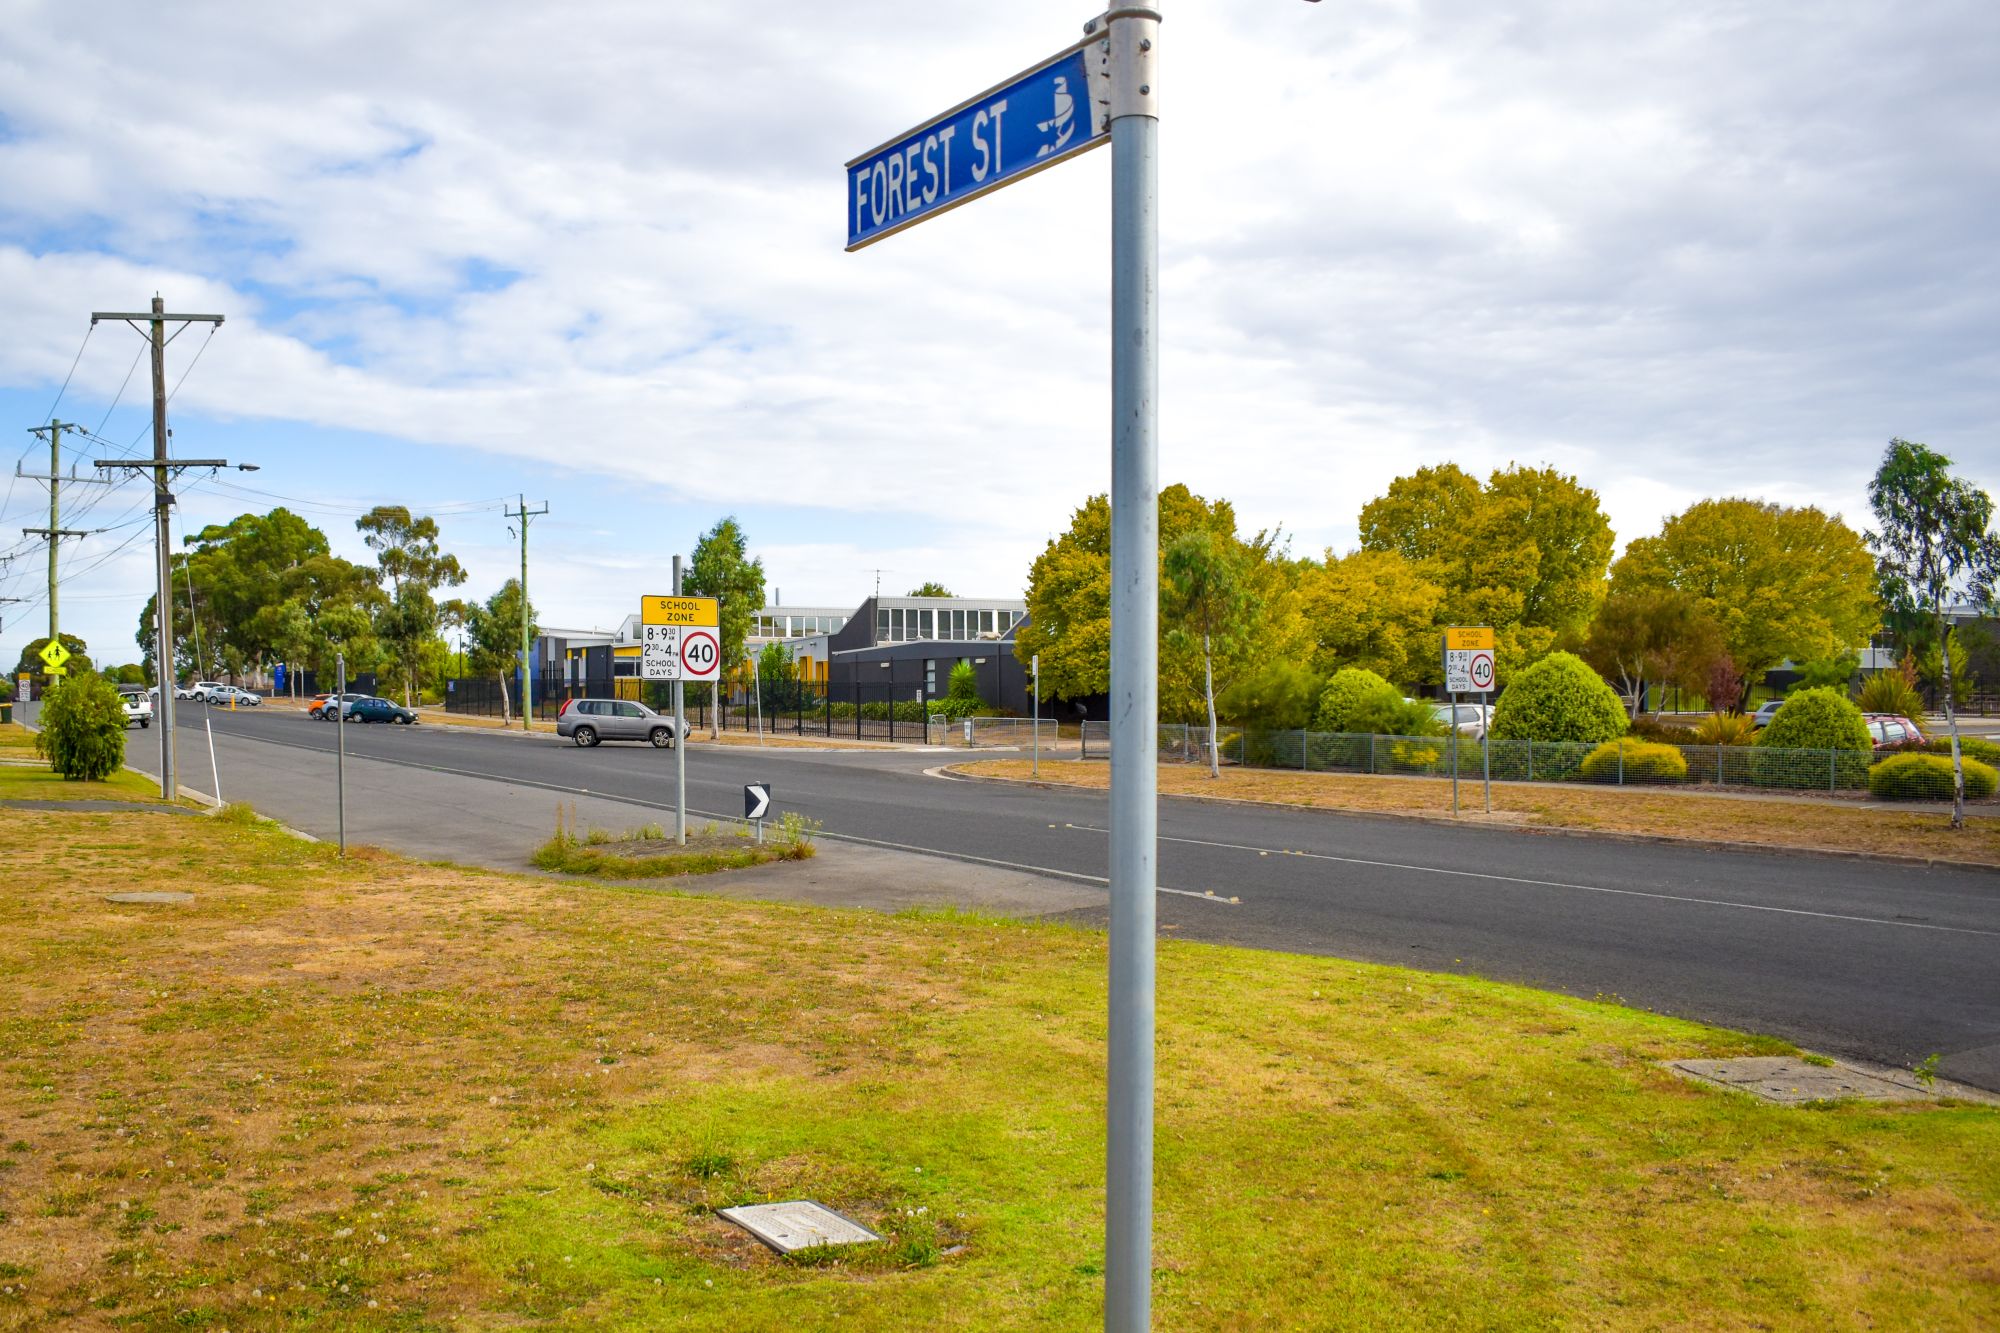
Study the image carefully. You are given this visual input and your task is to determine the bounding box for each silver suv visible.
[555,697,678,748]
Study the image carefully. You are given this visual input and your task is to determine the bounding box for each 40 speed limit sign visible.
[1443,626,1496,694]
[640,595,722,682]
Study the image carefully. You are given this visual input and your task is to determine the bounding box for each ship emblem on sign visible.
[1469,652,1494,690]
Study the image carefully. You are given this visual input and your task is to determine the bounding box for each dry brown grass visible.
[958,759,2000,864]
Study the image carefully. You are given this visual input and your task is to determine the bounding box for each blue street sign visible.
[273,662,286,691]
[846,40,1106,250]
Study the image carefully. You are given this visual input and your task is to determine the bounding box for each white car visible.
[117,687,153,728]
[1432,701,1491,738]
[175,681,213,701]
[203,684,261,707]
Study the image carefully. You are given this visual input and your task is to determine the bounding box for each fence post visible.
[1617,739,1625,786]
[1299,728,1307,770]
[1829,747,1836,792]
[1526,739,1534,782]
[1368,733,1375,774]
[1716,745,1723,786]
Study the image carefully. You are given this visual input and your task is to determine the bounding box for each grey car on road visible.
[555,697,679,748]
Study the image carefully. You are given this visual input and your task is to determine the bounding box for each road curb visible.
[936,765,2000,876]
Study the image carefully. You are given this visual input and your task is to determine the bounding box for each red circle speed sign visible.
[1470,651,1494,690]
[679,629,720,679]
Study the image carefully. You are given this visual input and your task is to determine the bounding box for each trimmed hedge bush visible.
[1869,753,1999,801]
[33,671,126,780]
[1579,738,1688,784]
[1921,735,2000,766]
[1313,668,1438,737]
[1489,652,1628,744]
[1755,687,1871,753]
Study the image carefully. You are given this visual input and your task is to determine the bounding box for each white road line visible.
[1058,824,2000,938]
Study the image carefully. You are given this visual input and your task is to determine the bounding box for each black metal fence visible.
[444,674,949,742]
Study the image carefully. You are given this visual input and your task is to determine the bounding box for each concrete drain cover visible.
[719,1201,880,1254]
[1669,1056,1934,1104]
[104,892,194,905]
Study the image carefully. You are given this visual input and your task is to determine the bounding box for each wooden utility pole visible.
[504,495,548,731]
[91,298,227,798]
[20,419,108,666]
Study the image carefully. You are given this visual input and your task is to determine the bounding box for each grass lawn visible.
[0,806,1994,1330]
[958,760,2000,865]
[533,817,816,878]
[0,721,165,803]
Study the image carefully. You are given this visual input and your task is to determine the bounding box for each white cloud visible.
[2,0,1997,659]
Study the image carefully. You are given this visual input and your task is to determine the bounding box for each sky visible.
[2,0,1995,671]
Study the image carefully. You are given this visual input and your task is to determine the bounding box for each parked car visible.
[1430,701,1490,738]
[1863,713,1926,752]
[203,684,261,707]
[308,691,369,719]
[1751,699,1785,728]
[175,681,217,701]
[345,696,418,725]
[556,697,679,748]
[117,686,153,729]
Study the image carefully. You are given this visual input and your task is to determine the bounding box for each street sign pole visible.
[335,652,347,856]
[1451,691,1460,817]
[1103,10,1160,1332]
[673,555,687,846]
[1032,652,1041,779]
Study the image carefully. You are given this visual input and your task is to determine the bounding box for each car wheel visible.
[573,725,597,748]
[650,727,672,748]
[141,719,150,728]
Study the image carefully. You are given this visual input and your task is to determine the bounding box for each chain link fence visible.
[1077,721,1979,799]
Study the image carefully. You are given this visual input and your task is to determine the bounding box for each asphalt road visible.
[143,703,2000,1092]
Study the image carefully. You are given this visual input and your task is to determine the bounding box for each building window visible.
[919,609,933,638]
[952,609,966,638]
[877,609,890,640]
[926,659,937,694]
[979,609,994,635]
[998,610,1015,633]
[834,617,847,633]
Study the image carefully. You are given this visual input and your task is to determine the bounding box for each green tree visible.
[1295,548,1444,686]
[1582,589,1724,717]
[34,671,125,780]
[465,580,537,724]
[13,633,92,691]
[1610,498,1879,688]
[907,581,954,597]
[685,517,767,736]
[1162,528,1258,777]
[1794,652,1860,693]
[1359,463,1614,672]
[356,506,467,705]
[1868,437,2000,827]
[1019,485,1307,717]
[756,641,809,716]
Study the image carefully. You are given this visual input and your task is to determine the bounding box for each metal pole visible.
[336,652,347,855]
[674,555,687,846]
[150,297,177,800]
[1482,701,1491,813]
[1104,10,1160,1330]
[519,494,530,732]
[1032,652,1041,779]
[1451,692,1460,816]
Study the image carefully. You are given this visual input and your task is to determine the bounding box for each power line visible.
[94,342,147,438]
[34,323,94,428]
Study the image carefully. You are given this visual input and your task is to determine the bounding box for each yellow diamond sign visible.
[38,640,71,672]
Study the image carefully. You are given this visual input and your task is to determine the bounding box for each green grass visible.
[0,803,1994,1329]
[529,814,816,878]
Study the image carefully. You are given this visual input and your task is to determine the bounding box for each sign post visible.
[1031,652,1041,778]
[1443,627,1497,816]
[848,11,1158,1328]
[643,591,721,846]
[335,652,347,856]
[744,782,772,843]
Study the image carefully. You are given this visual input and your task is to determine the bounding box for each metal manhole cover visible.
[718,1201,881,1254]
[104,892,194,905]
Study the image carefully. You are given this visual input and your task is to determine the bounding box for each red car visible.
[1863,713,1925,752]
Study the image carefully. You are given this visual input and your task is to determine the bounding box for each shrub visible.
[1488,652,1628,744]
[1922,735,2000,765]
[1220,661,1323,731]
[1755,687,1871,753]
[1578,738,1688,784]
[1869,753,1999,801]
[33,672,126,780]
[1692,712,1759,746]
[1856,670,1926,722]
[1628,717,1699,745]
[1314,668,1400,732]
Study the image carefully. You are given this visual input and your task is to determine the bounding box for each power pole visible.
[504,495,548,732]
[20,419,109,662]
[91,298,230,799]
